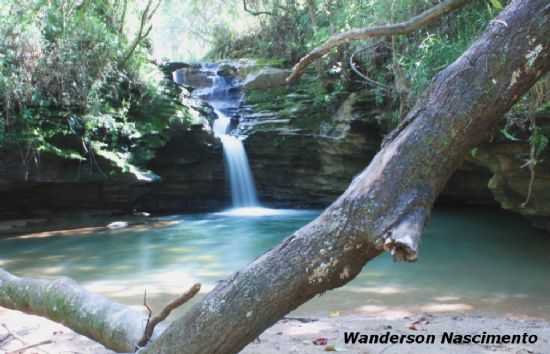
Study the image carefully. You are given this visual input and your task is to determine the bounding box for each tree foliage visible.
[0,0,189,178]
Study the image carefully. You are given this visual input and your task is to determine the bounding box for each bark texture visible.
[0,269,149,352]
[141,1,550,353]
[1,1,549,354]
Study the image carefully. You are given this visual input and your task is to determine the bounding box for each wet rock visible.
[217,64,238,77]
[139,124,228,212]
[173,67,212,88]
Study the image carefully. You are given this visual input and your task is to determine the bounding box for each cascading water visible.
[183,64,270,214]
[212,113,259,207]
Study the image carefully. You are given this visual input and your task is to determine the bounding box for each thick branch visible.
[118,0,128,34]
[287,0,472,83]
[0,269,149,353]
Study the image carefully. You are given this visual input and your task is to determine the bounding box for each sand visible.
[1,307,548,354]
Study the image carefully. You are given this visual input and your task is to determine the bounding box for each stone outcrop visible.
[240,74,549,229]
[470,119,550,231]
[240,87,497,208]
[140,124,228,212]
[0,141,144,220]
[241,91,382,206]
[242,68,291,91]
[0,122,227,222]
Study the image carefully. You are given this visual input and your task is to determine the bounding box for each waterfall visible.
[212,112,259,207]
[194,64,260,209]
[173,63,289,216]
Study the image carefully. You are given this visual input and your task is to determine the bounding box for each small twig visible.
[6,340,53,354]
[283,316,318,323]
[136,283,201,349]
[0,333,12,346]
[1,324,25,345]
[242,0,273,16]
[349,42,393,92]
[143,289,153,331]
[521,152,537,208]
[521,115,540,208]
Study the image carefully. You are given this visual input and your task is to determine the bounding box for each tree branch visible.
[137,284,201,348]
[120,0,161,67]
[242,0,273,16]
[286,0,472,83]
[0,269,149,353]
[6,340,53,354]
[349,42,392,91]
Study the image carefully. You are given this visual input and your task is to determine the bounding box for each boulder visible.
[173,67,212,88]
[217,64,238,77]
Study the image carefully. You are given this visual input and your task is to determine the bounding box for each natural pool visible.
[1,207,549,320]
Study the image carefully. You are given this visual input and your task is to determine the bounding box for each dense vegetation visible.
[0,0,192,179]
[207,0,550,170]
[1,0,548,179]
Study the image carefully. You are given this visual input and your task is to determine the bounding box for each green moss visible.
[244,74,349,132]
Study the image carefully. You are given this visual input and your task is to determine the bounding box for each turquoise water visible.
[1,207,549,319]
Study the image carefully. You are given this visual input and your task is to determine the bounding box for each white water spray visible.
[212,112,259,207]
[196,64,266,213]
[175,63,283,216]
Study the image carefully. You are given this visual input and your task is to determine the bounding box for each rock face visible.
[0,123,227,220]
[240,74,550,229]
[471,127,550,231]
[242,92,382,206]
[173,64,212,88]
[0,144,143,219]
[241,87,497,208]
[247,132,378,207]
[140,125,228,212]
[242,68,292,91]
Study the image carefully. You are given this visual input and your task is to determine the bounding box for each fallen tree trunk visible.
[1,1,549,353]
[141,1,550,353]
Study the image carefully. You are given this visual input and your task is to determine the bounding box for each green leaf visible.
[488,0,503,10]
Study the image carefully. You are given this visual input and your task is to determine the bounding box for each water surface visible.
[1,207,549,319]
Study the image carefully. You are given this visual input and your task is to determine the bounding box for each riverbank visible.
[1,308,548,354]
